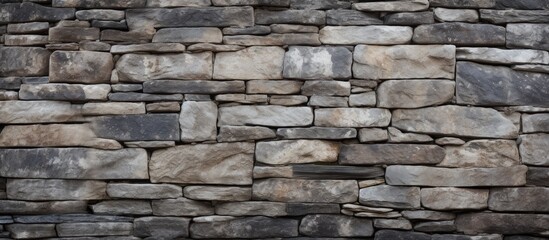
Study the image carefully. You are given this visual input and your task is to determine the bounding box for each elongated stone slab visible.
[184,186,251,201]
[339,144,445,165]
[255,9,325,25]
[0,3,75,24]
[213,46,285,80]
[439,140,520,168]
[354,0,429,12]
[91,114,180,141]
[7,179,107,201]
[283,46,352,79]
[53,0,146,8]
[0,47,50,77]
[150,143,254,185]
[413,23,505,46]
[215,201,287,216]
[153,27,223,43]
[49,51,113,84]
[457,62,549,107]
[13,214,133,224]
[5,224,56,239]
[116,53,212,82]
[134,217,189,239]
[0,101,80,124]
[327,9,382,25]
[190,216,298,238]
[456,213,549,235]
[377,80,455,108]
[429,0,495,8]
[144,80,244,94]
[252,178,358,203]
[421,187,489,210]
[481,10,549,23]
[489,187,549,212]
[319,26,413,44]
[152,198,213,216]
[386,165,527,187]
[19,84,111,101]
[456,47,549,65]
[353,45,455,79]
[256,140,339,165]
[392,105,519,138]
[56,222,133,237]
[277,127,356,139]
[507,24,549,51]
[254,165,384,180]
[110,43,186,54]
[107,183,182,199]
[219,105,313,127]
[0,148,148,179]
[314,108,391,127]
[360,185,420,209]
[300,214,373,237]
[0,201,87,215]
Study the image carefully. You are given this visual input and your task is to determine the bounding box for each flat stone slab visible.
[0,148,148,179]
[91,114,180,141]
[377,80,455,108]
[283,46,352,79]
[339,144,445,165]
[149,142,254,185]
[213,46,285,79]
[0,200,87,215]
[153,27,223,43]
[413,22,506,46]
[180,101,217,142]
[488,187,549,212]
[252,178,358,203]
[49,51,112,84]
[143,80,245,94]
[277,127,356,139]
[319,26,413,45]
[184,186,251,201]
[6,179,107,201]
[456,47,549,65]
[300,214,373,237]
[421,187,489,210]
[256,140,339,165]
[190,216,298,238]
[0,3,74,23]
[152,198,214,216]
[314,108,391,127]
[56,222,133,237]
[134,217,189,239]
[439,140,520,168]
[456,213,549,235]
[519,134,549,166]
[359,185,420,209]
[0,47,50,77]
[19,83,111,101]
[218,105,313,127]
[106,183,182,199]
[385,165,527,187]
[507,23,549,51]
[53,0,146,8]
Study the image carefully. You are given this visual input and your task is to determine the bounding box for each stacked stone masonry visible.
[0,0,548,239]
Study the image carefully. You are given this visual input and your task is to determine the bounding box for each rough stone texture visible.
[506,24,549,51]
[256,140,339,165]
[0,47,50,77]
[519,134,549,166]
[283,46,352,79]
[413,23,506,46]
[386,165,528,187]
[421,187,489,210]
[217,126,276,142]
[456,61,549,107]
[190,216,299,238]
[255,9,325,25]
[107,183,182,199]
[253,178,358,203]
[377,80,454,108]
[134,217,189,238]
[314,108,391,127]
[152,198,214,216]
[375,230,432,240]
[353,45,455,79]
[150,143,255,185]
[354,0,429,12]
[49,51,112,84]
[455,213,549,235]
[153,27,222,43]
[392,105,519,138]
[300,214,373,237]
[339,144,445,165]
[116,53,212,82]
[213,46,285,79]
[6,179,107,200]
[327,9,383,25]
[360,185,420,209]
[56,222,133,237]
[488,187,549,212]
[215,201,287,216]
[185,186,251,201]
[0,3,75,23]
[439,140,520,168]
[219,105,313,127]
[180,101,217,142]
[144,80,245,94]
[91,114,180,141]
[434,8,479,22]
[19,83,111,101]
[0,201,87,215]
[5,224,56,239]
[277,127,356,139]
[456,47,549,65]
[319,26,413,45]
[523,114,549,133]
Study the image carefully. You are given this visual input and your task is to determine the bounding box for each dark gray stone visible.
[53,0,146,8]
[0,148,148,179]
[402,210,456,220]
[143,80,245,94]
[91,20,128,30]
[0,201,87,215]
[277,127,356,139]
[133,217,189,238]
[190,216,299,238]
[217,126,276,142]
[91,114,180,141]
[291,165,385,180]
[49,51,112,83]
[255,9,326,25]
[413,23,506,46]
[300,215,373,237]
[414,221,456,233]
[385,12,435,25]
[109,92,184,102]
[433,234,502,240]
[19,83,110,101]
[56,222,133,237]
[360,185,420,209]
[13,214,133,224]
[91,200,152,215]
[523,114,549,133]
[223,25,271,35]
[152,198,214,216]
[496,0,549,9]
[301,81,350,96]
[5,224,56,239]
[327,10,382,25]
[481,10,549,23]
[286,203,340,216]
[75,9,125,21]
[0,77,22,90]
[375,230,431,240]
[283,46,352,79]
[0,216,13,224]
[48,27,100,42]
[7,22,49,34]
[507,24,549,51]
[456,61,549,107]
[489,187,549,212]
[527,167,549,186]
[504,236,549,240]
[212,0,289,6]
[339,144,445,165]
[429,0,496,8]
[455,213,549,235]
[6,179,107,201]
[290,0,350,9]
[0,3,75,24]
[0,47,50,77]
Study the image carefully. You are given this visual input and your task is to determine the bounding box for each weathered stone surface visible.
[340,144,444,165]
[430,0,495,8]
[134,217,189,238]
[100,29,153,42]
[358,128,389,143]
[247,80,301,95]
[283,46,352,79]
[434,8,479,22]
[212,0,289,6]
[300,214,373,237]
[349,92,376,107]
[285,203,340,216]
[277,127,356,140]
[374,219,413,230]
[354,0,429,12]
[0,124,121,150]
[456,47,549,65]
[315,108,391,127]
[111,43,186,54]
[353,45,455,79]
[109,92,184,101]
[91,114,180,141]
[456,213,549,235]
[152,198,214,216]
[82,102,145,115]
[116,53,212,81]
[414,220,456,232]
[0,148,148,179]
[270,95,309,106]
[481,10,549,23]
[256,140,339,165]
[190,216,299,238]
[301,81,350,96]
[489,187,549,212]
[527,167,549,187]
[386,165,528,187]
[495,0,548,9]
[49,51,112,84]
[5,224,56,239]
[192,215,237,223]
[360,185,420,209]
[523,114,549,133]
[320,26,413,44]
[392,105,519,138]
[20,83,111,101]
[253,178,358,203]
[184,186,251,201]
[0,3,74,24]
[144,80,244,94]
[402,210,456,220]
[385,12,435,25]
[219,105,313,127]
[91,200,152,215]
[387,127,433,143]
[413,23,506,46]
[439,140,520,168]
[146,102,180,113]
[217,126,276,142]
[377,80,454,108]
[147,0,211,7]
[457,62,549,107]
[421,187,489,210]
[53,0,146,8]
[56,222,133,237]
[520,134,549,166]
[271,24,318,33]
[7,179,107,201]
[125,141,176,148]
[513,64,549,74]
[14,214,131,224]
[107,183,182,199]
[223,25,271,35]
[433,234,502,240]
[150,143,254,185]
[49,26,100,42]
[7,22,49,34]
[4,34,49,46]
[376,230,432,240]
[216,201,286,216]
[255,9,325,25]
[180,101,217,142]
[153,28,223,43]
[327,9,382,25]
[126,7,253,32]
[76,9,125,21]
[213,46,284,79]
[291,165,384,180]
[0,47,50,77]
[0,201,87,215]
[223,33,321,46]
[507,24,549,51]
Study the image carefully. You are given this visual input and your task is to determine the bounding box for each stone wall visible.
[0,0,548,239]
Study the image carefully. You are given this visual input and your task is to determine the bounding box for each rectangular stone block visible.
[300,214,373,237]
[456,213,549,235]
[152,197,214,216]
[421,187,489,210]
[0,100,79,124]
[252,178,358,203]
[488,187,549,212]
[319,26,412,45]
[107,183,182,199]
[339,144,445,165]
[180,101,217,142]
[507,23,549,51]
[91,114,180,141]
[190,216,298,238]
[520,134,549,166]
[19,83,111,101]
[143,80,245,94]
[0,201,87,215]
[6,179,107,200]
[91,200,152,215]
[256,140,339,165]
[0,47,50,77]
[213,46,285,80]
[56,222,133,237]
[49,51,112,83]
[359,185,420,209]
[116,53,212,81]
[5,224,56,239]
[153,27,222,43]
[0,2,75,23]
[314,108,391,127]
[218,105,313,127]
[283,46,352,79]
[53,0,146,8]
[413,22,505,46]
